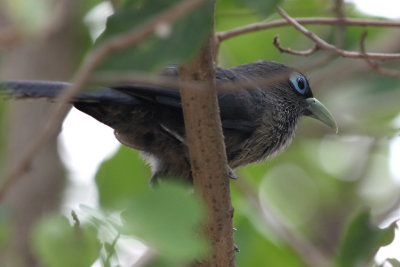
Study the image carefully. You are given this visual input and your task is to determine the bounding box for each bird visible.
[0,60,337,183]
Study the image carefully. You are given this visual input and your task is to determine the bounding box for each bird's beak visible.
[306,98,338,133]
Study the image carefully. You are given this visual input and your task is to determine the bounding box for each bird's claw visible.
[227,166,238,180]
[233,228,239,252]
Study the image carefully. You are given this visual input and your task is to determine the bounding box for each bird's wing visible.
[111,83,182,108]
[1,73,258,132]
[111,82,257,132]
[112,65,261,133]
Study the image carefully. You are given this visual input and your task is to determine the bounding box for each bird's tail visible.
[0,80,70,100]
[0,80,141,105]
[0,80,144,128]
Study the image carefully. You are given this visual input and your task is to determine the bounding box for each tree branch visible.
[90,68,293,92]
[359,31,400,78]
[273,35,319,56]
[332,0,346,48]
[0,0,207,202]
[276,8,400,61]
[217,17,400,42]
[179,3,235,266]
[0,26,19,48]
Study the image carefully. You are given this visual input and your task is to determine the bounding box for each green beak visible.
[306,98,338,133]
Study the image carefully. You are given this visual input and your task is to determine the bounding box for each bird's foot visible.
[227,166,238,180]
[233,228,239,252]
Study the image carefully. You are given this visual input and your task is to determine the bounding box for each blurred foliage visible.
[28,181,207,267]
[79,181,207,267]
[336,209,396,267]
[228,0,282,17]
[232,201,304,266]
[120,182,208,265]
[2,0,53,34]
[96,146,151,210]
[31,215,101,267]
[0,0,400,266]
[96,0,214,72]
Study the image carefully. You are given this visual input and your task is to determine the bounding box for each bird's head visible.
[284,71,338,133]
[256,60,337,133]
[226,60,338,133]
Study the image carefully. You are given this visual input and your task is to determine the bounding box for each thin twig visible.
[0,0,206,202]
[273,35,319,56]
[104,233,120,266]
[332,0,346,48]
[277,8,400,61]
[71,210,80,229]
[292,0,347,72]
[217,17,400,42]
[359,31,400,78]
[45,0,76,38]
[90,68,295,92]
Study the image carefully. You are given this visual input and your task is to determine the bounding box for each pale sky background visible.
[58,0,400,265]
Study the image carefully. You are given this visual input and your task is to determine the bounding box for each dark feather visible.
[1,60,316,182]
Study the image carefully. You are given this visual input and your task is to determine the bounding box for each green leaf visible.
[3,0,98,34]
[233,216,304,266]
[236,0,282,17]
[96,146,151,210]
[120,182,208,264]
[96,0,213,72]
[81,0,106,15]
[31,215,101,267]
[336,209,396,267]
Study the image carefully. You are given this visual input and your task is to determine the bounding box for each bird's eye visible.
[289,73,309,95]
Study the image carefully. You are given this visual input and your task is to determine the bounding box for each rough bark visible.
[179,3,236,266]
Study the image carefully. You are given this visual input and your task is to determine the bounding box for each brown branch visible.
[90,68,293,93]
[272,35,336,72]
[273,35,319,56]
[359,31,400,78]
[332,0,346,48]
[273,35,336,73]
[179,3,235,265]
[277,8,400,61]
[45,0,76,37]
[0,26,20,48]
[217,17,400,42]
[0,0,207,202]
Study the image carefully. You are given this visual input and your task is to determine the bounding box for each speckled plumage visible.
[1,60,318,183]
